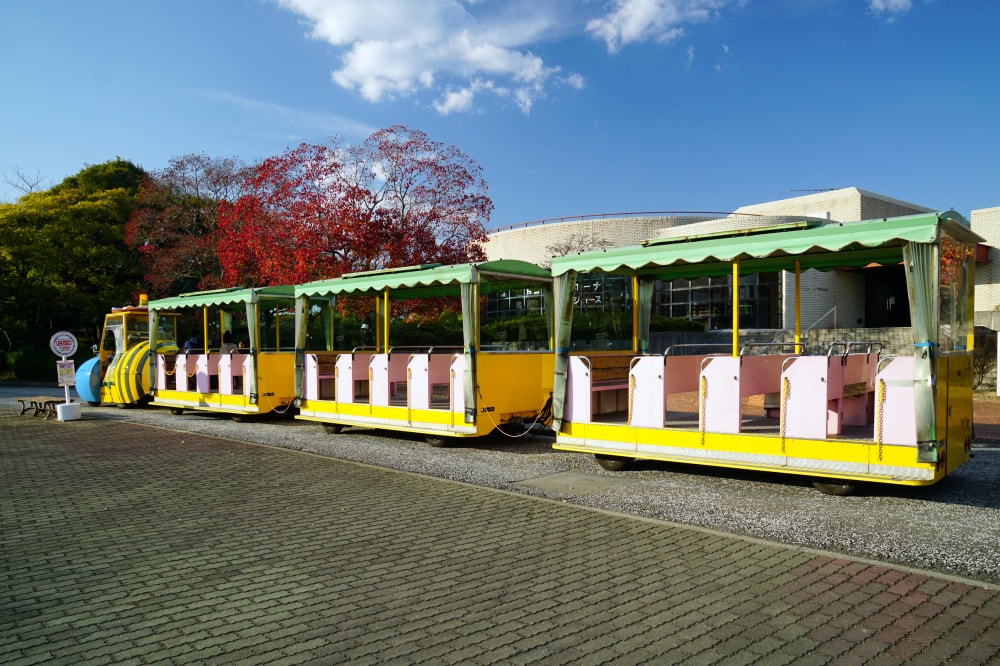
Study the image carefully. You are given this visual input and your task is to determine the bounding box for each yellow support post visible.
[383,287,390,350]
[631,275,639,353]
[794,260,801,353]
[473,283,481,352]
[731,260,739,357]
[202,306,209,354]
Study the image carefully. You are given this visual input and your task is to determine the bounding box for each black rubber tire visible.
[169,408,184,415]
[595,454,631,471]
[813,480,857,496]
[425,435,449,447]
[323,424,345,434]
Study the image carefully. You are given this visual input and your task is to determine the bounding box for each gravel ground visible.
[3,383,998,587]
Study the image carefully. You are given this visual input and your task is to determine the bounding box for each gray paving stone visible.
[2,415,1000,664]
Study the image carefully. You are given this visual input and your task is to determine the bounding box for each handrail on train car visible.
[386,345,463,359]
[663,343,732,357]
[826,340,883,358]
[877,355,902,375]
[739,342,805,356]
[427,346,463,354]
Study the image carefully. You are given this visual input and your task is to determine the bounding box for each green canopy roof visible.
[550,211,982,280]
[148,285,296,311]
[295,260,551,299]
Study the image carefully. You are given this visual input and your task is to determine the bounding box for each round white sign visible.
[50,331,79,358]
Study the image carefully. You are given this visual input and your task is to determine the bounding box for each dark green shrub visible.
[973,326,997,390]
[12,350,58,382]
[650,314,705,332]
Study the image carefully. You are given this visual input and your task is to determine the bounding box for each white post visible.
[61,355,71,404]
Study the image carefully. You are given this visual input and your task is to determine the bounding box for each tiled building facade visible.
[972,206,1000,326]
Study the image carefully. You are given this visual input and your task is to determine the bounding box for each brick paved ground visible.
[2,415,999,665]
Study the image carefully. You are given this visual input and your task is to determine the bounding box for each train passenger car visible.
[549,212,981,494]
[75,296,179,406]
[147,286,299,418]
[293,260,555,444]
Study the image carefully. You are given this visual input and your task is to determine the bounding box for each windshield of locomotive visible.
[938,231,975,353]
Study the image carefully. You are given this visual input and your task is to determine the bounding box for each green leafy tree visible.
[0,159,145,349]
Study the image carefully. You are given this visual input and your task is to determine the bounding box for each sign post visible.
[49,331,81,421]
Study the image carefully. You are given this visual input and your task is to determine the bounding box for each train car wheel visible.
[323,424,344,434]
[812,480,857,496]
[595,454,631,471]
[169,408,185,416]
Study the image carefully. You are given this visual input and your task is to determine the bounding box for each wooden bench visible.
[313,354,337,400]
[588,354,633,391]
[16,396,73,420]
[565,354,634,421]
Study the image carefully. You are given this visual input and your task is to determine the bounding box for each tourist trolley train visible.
[79,211,982,493]
[146,286,303,417]
[75,296,179,407]
[549,211,981,494]
[292,260,555,444]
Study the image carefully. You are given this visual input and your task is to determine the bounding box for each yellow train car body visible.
[147,287,297,417]
[549,212,979,493]
[294,260,555,443]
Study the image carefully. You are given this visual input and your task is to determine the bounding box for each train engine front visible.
[75,296,179,406]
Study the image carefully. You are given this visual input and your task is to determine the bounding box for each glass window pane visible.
[938,232,974,352]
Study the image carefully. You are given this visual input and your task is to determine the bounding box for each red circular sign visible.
[49,331,78,358]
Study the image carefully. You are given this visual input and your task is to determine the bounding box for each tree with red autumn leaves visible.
[125,154,249,297]
[216,125,491,286]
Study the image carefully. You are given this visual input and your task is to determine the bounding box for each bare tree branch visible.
[2,166,48,196]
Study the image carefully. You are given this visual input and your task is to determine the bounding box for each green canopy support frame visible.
[147,308,160,393]
[460,277,478,423]
[551,270,576,431]
[903,241,938,462]
[636,276,652,354]
[293,294,309,405]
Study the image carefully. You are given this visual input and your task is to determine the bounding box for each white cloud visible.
[275,0,575,114]
[434,87,476,115]
[271,0,738,115]
[563,73,585,90]
[867,0,913,18]
[586,0,731,54]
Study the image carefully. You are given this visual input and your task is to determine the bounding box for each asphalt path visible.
[2,383,998,588]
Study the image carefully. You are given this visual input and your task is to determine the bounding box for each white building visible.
[485,187,987,331]
[971,206,1000,326]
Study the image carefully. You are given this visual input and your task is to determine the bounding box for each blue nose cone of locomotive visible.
[74,356,102,405]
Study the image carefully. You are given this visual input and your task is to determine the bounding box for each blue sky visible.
[1,0,997,228]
